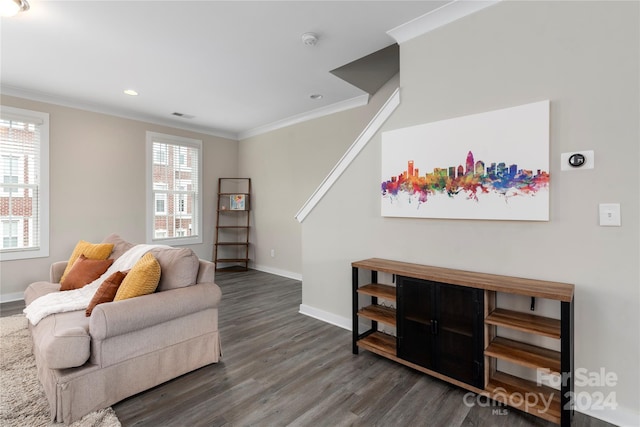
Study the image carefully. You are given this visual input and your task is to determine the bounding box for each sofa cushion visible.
[60,240,114,283]
[60,255,114,291]
[150,247,199,291]
[31,310,90,369]
[101,233,135,261]
[86,270,128,316]
[114,253,161,301]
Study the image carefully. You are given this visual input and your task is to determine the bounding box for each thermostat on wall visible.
[561,150,594,171]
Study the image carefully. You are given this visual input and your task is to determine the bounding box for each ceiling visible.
[1,0,452,139]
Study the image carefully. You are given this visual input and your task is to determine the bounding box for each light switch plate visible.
[599,203,621,226]
[561,150,594,171]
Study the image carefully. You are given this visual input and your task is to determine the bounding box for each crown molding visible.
[238,94,369,140]
[1,85,238,140]
[2,85,372,141]
[387,0,501,44]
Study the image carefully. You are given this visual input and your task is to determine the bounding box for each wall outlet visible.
[270,249,276,257]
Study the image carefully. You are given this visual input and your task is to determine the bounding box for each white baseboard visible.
[579,406,639,427]
[251,264,302,281]
[299,304,351,331]
[0,292,24,304]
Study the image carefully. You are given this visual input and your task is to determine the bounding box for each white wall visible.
[0,95,238,300]
[238,75,399,279]
[302,1,639,425]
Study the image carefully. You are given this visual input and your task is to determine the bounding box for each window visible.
[174,180,191,215]
[0,106,49,261]
[154,183,168,215]
[153,144,168,165]
[2,155,21,194]
[146,132,202,245]
[174,146,190,170]
[2,219,19,248]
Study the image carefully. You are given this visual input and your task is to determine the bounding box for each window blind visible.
[0,115,42,253]
[151,140,199,241]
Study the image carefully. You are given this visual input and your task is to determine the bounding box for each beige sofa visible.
[23,234,222,424]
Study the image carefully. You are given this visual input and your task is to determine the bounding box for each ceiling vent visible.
[171,112,195,119]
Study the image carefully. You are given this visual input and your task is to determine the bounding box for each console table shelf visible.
[352,258,574,426]
[485,336,561,373]
[485,308,561,339]
[357,331,396,356]
[357,305,396,326]
[485,371,562,423]
[357,283,396,300]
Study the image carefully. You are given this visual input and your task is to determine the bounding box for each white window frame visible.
[146,131,202,246]
[0,106,49,261]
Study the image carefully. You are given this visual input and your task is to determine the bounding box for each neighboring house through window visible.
[154,183,168,216]
[146,131,202,245]
[0,106,49,261]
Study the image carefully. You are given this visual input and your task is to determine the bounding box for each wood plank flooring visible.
[2,270,616,427]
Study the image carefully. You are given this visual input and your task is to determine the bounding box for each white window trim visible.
[145,131,202,246]
[0,106,49,261]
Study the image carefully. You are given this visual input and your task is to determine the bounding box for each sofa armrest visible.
[50,261,67,283]
[89,282,221,340]
[197,259,215,284]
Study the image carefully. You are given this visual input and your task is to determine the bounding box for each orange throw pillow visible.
[60,240,114,283]
[60,255,113,291]
[86,270,128,316]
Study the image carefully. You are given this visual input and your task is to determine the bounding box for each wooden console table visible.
[352,258,574,426]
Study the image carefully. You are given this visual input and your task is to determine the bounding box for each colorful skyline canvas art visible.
[381,100,550,221]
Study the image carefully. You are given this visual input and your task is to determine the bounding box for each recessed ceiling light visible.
[310,94,323,100]
[123,89,138,96]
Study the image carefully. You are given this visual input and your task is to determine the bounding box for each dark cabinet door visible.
[397,276,484,388]
[396,276,436,369]
[436,283,483,387]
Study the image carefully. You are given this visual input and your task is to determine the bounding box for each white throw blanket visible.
[24,244,170,325]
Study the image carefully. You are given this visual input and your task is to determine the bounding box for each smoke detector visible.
[301,32,319,46]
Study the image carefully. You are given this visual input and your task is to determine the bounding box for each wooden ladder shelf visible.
[213,178,251,272]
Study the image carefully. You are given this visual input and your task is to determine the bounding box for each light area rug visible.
[0,314,121,427]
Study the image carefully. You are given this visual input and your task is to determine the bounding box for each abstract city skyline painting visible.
[381,100,550,221]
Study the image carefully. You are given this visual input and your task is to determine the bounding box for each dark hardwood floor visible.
[2,270,615,427]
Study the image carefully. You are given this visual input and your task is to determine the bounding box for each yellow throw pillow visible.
[60,240,114,283]
[114,252,161,301]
